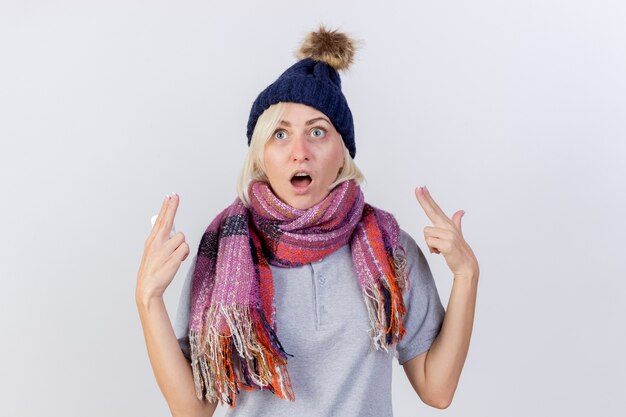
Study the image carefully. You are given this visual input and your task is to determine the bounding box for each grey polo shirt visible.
[174,229,445,417]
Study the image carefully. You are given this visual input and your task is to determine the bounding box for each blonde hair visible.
[237,102,365,206]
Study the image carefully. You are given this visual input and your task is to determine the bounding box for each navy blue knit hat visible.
[246,26,358,158]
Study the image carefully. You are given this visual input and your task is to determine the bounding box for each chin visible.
[285,194,324,210]
[288,198,316,210]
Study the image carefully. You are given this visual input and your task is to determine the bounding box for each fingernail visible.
[172,192,178,198]
[423,185,429,193]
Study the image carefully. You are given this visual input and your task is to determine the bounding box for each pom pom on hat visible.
[246,25,358,158]
[296,25,357,71]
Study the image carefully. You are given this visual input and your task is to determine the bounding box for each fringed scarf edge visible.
[189,303,295,407]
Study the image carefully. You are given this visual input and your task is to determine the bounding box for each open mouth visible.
[290,172,312,189]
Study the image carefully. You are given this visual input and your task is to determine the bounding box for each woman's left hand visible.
[414,185,479,278]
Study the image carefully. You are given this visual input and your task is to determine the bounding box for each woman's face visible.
[263,102,345,210]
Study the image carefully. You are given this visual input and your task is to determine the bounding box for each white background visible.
[1,1,624,416]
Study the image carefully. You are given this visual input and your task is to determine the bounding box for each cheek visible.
[263,148,277,176]
[263,147,286,189]
[331,144,344,170]
[321,145,344,182]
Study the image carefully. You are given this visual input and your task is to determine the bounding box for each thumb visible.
[452,210,465,236]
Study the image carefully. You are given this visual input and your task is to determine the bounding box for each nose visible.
[289,133,311,162]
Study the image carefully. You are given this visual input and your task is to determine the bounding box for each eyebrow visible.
[278,117,331,127]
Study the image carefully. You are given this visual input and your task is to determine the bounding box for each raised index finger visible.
[414,186,450,226]
[159,192,180,238]
[148,193,176,242]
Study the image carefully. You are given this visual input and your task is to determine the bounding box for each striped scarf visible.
[188,179,410,407]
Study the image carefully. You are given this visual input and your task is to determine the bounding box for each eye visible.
[273,129,288,140]
[311,127,327,138]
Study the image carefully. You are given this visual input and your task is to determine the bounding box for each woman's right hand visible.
[136,192,190,302]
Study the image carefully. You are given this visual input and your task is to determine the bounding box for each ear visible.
[336,159,345,179]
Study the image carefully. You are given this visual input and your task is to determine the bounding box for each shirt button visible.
[318,275,326,285]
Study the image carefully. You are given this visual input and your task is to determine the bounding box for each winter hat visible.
[246,25,358,158]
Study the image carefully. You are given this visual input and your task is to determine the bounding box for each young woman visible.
[136,26,480,417]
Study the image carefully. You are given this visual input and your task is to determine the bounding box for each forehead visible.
[281,102,329,122]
